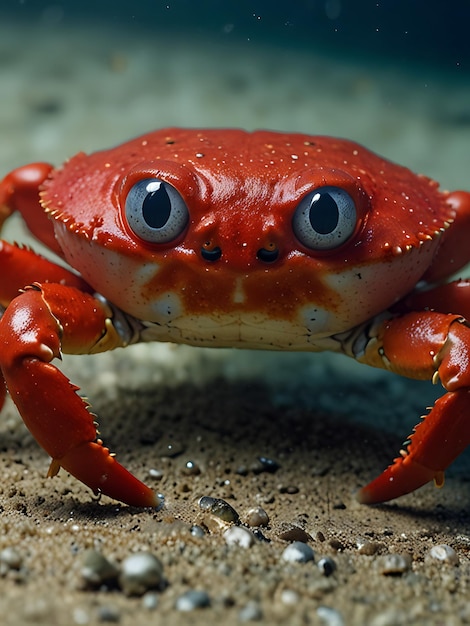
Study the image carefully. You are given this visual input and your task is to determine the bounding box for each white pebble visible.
[428,544,459,565]
[239,600,263,621]
[0,547,22,570]
[175,589,210,611]
[224,526,256,549]
[119,552,164,596]
[73,607,90,625]
[377,553,410,575]
[282,541,315,563]
[317,606,345,626]
[142,592,159,610]
[280,589,300,605]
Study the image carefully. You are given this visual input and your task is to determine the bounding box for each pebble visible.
[224,526,256,549]
[175,589,211,611]
[280,589,300,605]
[238,600,263,622]
[357,540,381,556]
[244,506,269,528]
[96,605,121,622]
[376,553,411,575]
[278,484,299,494]
[80,549,119,589]
[181,460,201,476]
[317,557,337,576]
[119,552,164,596]
[251,456,280,474]
[252,529,270,543]
[427,544,459,566]
[198,496,239,523]
[73,607,90,625]
[142,592,159,610]
[148,468,163,480]
[190,524,206,538]
[0,546,27,582]
[282,541,315,563]
[277,524,312,543]
[317,606,345,626]
[0,546,23,570]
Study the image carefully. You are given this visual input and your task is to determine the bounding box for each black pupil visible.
[142,183,171,229]
[309,192,339,234]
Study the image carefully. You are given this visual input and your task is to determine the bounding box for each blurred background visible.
[1,0,469,188]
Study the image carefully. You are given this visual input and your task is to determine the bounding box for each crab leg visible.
[0,162,62,255]
[0,240,92,307]
[357,311,470,504]
[0,282,159,507]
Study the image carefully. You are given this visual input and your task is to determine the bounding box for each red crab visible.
[0,128,469,507]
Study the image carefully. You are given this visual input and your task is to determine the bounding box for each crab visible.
[0,128,469,508]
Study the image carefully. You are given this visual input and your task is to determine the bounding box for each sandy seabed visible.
[0,14,469,626]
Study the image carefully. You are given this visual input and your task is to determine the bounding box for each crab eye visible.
[292,186,357,251]
[125,178,189,243]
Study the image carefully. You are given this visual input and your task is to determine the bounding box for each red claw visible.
[55,441,161,508]
[0,282,160,507]
[357,378,470,504]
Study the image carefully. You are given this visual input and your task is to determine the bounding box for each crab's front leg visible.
[357,309,470,504]
[0,282,160,508]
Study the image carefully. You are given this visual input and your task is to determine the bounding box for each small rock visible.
[280,589,300,605]
[175,589,211,611]
[81,549,119,589]
[317,557,336,576]
[278,484,299,494]
[357,540,381,556]
[282,541,315,563]
[198,496,239,523]
[224,526,256,549]
[238,600,263,621]
[142,592,159,610]
[73,607,90,625]
[251,456,280,474]
[119,552,164,596]
[376,553,411,575]
[96,605,121,622]
[317,606,345,626]
[252,529,270,543]
[427,544,459,566]
[277,524,312,543]
[148,468,163,480]
[0,547,23,570]
[181,460,201,476]
[244,507,269,528]
[328,538,345,552]
[190,525,206,538]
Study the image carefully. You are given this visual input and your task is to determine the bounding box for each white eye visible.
[125,178,189,243]
[292,186,357,250]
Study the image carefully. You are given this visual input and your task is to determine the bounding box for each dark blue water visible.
[3,0,470,71]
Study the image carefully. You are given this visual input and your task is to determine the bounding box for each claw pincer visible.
[357,312,470,503]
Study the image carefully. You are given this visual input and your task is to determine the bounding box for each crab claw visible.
[357,390,470,504]
[0,283,161,508]
[50,441,162,508]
